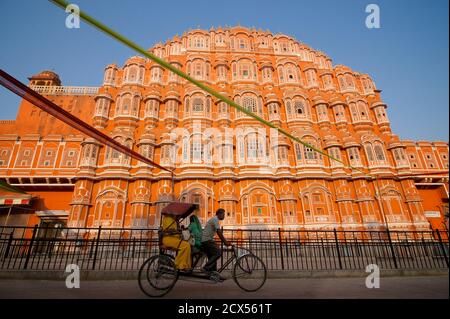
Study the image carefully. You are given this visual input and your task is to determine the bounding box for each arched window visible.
[150,67,163,83]
[168,62,181,82]
[95,97,110,117]
[294,143,302,161]
[145,99,159,118]
[280,41,289,52]
[374,144,385,161]
[316,104,328,121]
[349,103,359,122]
[122,95,131,114]
[165,100,178,116]
[333,104,346,122]
[277,146,288,162]
[245,134,264,160]
[347,147,360,165]
[140,144,154,161]
[127,65,138,83]
[192,98,203,112]
[160,144,176,165]
[238,38,247,50]
[374,106,389,124]
[269,103,279,115]
[194,36,204,48]
[215,34,224,45]
[357,101,369,120]
[338,76,346,90]
[242,96,257,113]
[328,147,343,167]
[184,98,189,113]
[132,96,140,116]
[194,62,204,78]
[238,61,254,80]
[306,69,317,86]
[322,74,334,89]
[285,101,292,115]
[345,74,355,89]
[304,145,318,160]
[294,143,302,164]
[242,132,265,162]
[83,144,92,159]
[103,67,116,86]
[106,137,131,165]
[285,65,297,82]
[259,36,267,46]
[206,97,211,115]
[222,144,233,163]
[217,65,227,80]
[278,66,285,83]
[219,102,228,114]
[190,139,203,162]
[294,100,305,115]
[362,78,374,94]
[393,149,401,161]
[262,67,272,81]
[365,145,374,162]
[247,138,257,159]
[393,148,407,164]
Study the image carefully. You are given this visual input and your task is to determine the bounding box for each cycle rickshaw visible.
[138,202,267,297]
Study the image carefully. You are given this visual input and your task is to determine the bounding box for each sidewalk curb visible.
[0,269,447,281]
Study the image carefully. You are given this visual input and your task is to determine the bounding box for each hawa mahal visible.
[0,27,448,231]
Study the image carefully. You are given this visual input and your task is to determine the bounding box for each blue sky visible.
[0,0,448,141]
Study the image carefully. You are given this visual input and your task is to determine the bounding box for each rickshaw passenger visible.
[162,214,192,271]
[188,215,203,254]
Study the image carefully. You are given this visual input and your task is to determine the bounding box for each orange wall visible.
[418,188,448,230]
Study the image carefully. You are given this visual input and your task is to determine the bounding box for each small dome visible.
[28,70,61,86]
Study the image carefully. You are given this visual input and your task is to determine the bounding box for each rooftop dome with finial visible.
[28,70,61,86]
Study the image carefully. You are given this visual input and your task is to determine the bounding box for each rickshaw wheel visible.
[233,254,267,292]
[138,254,178,297]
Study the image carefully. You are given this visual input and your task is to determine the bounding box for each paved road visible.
[0,276,448,299]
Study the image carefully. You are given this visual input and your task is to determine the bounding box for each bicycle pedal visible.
[209,273,225,282]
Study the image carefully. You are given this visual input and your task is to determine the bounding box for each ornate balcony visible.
[30,85,99,96]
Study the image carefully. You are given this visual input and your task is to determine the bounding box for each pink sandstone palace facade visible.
[0,27,448,231]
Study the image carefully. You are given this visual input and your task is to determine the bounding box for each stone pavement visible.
[0,275,448,299]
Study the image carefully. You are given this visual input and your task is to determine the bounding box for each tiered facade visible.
[0,27,448,231]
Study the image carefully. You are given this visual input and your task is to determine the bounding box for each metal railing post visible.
[436,229,449,268]
[333,228,342,269]
[92,226,101,270]
[3,232,14,259]
[24,225,38,270]
[278,228,285,270]
[220,227,224,269]
[386,228,398,269]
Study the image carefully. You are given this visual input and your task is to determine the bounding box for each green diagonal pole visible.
[49,0,373,178]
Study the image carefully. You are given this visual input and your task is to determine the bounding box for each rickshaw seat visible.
[160,245,179,252]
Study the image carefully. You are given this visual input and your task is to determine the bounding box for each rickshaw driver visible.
[201,208,232,279]
[161,213,192,272]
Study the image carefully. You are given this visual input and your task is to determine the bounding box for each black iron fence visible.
[0,225,448,271]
